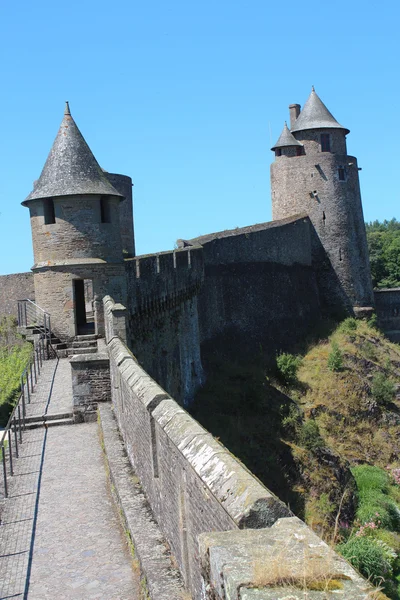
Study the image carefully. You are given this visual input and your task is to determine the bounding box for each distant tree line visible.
[365,218,400,289]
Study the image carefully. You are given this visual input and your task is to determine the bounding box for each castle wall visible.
[106,332,291,599]
[0,272,35,317]
[375,288,400,342]
[28,194,123,266]
[124,247,203,404]
[104,310,373,600]
[271,148,374,311]
[187,216,322,360]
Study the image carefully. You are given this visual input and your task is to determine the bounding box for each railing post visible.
[33,353,37,383]
[18,405,22,443]
[30,363,33,393]
[21,376,26,419]
[2,445,8,498]
[8,430,13,476]
[25,370,30,404]
[13,417,19,458]
[36,347,40,375]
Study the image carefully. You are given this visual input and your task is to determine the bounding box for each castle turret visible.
[23,102,129,339]
[270,87,374,314]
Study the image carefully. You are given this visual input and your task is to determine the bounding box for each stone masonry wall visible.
[185,216,322,361]
[105,309,375,600]
[0,272,35,317]
[70,353,111,422]
[107,333,291,599]
[34,263,127,340]
[124,247,204,404]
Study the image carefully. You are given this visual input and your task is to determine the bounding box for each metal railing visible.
[18,299,52,357]
[2,304,59,499]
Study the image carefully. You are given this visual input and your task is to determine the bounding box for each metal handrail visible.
[17,299,53,358]
[1,313,59,499]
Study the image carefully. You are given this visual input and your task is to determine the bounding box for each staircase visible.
[67,334,98,356]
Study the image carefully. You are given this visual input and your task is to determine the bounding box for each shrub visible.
[298,420,325,452]
[338,317,358,335]
[338,536,394,585]
[371,372,396,405]
[327,341,344,372]
[276,353,302,384]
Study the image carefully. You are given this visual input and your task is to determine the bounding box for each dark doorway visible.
[74,279,95,335]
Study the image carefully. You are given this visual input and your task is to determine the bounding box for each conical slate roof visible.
[291,87,349,134]
[271,122,303,150]
[23,102,123,204]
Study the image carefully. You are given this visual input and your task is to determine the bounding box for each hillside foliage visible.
[192,318,400,598]
[366,218,400,288]
[0,317,32,423]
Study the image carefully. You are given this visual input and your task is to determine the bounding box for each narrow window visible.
[275,149,282,157]
[100,196,111,223]
[43,198,55,224]
[296,147,303,156]
[320,134,331,152]
[338,166,346,181]
[322,211,326,225]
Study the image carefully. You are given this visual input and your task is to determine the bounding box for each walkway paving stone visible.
[0,358,140,599]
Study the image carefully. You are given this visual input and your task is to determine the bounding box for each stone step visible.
[19,412,73,424]
[20,417,74,430]
[68,347,98,355]
[54,342,68,350]
[71,340,97,348]
[75,334,97,342]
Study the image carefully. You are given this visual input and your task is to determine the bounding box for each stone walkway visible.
[0,358,140,599]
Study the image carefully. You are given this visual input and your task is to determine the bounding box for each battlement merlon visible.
[125,246,204,317]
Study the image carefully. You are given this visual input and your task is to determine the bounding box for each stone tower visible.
[22,102,129,340]
[270,87,374,314]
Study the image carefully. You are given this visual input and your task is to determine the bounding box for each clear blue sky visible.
[1,0,399,274]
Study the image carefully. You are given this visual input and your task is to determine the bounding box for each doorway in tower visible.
[73,279,95,335]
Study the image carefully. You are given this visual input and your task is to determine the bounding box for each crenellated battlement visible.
[125,246,204,319]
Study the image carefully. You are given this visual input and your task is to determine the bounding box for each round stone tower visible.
[270,87,374,313]
[22,102,128,340]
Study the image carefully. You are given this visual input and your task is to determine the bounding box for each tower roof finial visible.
[311,85,315,92]
[64,101,71,116]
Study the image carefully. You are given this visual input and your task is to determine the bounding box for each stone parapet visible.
[199,517,376,599]
[107,333,291,598]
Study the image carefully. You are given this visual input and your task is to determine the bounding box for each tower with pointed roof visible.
[270,87,374,313]
[23,102,130,340]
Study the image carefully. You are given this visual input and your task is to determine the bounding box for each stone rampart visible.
[104,300,376,600]
[0,272,35,317]
[124,247,204,404]
[107,334,291,598]
[182,216,322,361]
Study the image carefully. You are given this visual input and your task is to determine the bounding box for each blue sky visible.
[0,0,399,274]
